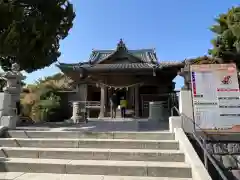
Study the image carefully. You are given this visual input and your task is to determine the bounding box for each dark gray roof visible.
[57,61,184,72]
[89,62,183,69]
[88,39,158,64]
[57,40,184,73]
[89,49,158,64]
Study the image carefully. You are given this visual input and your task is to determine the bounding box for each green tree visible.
[21,73,74,122]
[209,6,240,66]
[0,0,75,73]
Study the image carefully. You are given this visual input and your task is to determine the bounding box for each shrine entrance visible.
[106,87,135,117]
[116,89,127,106]
[58,39,183,119]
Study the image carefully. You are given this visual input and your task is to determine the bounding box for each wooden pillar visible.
[129,87,134,108]
[78,84,88,101]
[99,85,106,118]
[104,87,108,117]
[134,85,139,117]
[126,88,129,108]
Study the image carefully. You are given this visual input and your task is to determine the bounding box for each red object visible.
[221,75,231,84]
[231,125,240,132]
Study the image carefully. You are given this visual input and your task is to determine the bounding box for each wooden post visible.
[99,85,106,118]
[104,87,108,117]
[78,84,88,101]
[134,85,139,117]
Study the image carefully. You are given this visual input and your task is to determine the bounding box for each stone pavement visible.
[0,172,192,180]
[16,118,169,132]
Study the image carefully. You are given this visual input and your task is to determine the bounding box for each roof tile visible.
[89,49,157,64]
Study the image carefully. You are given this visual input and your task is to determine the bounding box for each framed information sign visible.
[190,64,240,131]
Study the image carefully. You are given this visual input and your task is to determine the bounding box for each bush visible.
[20,73,72,123]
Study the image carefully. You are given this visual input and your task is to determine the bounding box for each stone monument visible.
[70,84,88,123]
[0,63,26,129]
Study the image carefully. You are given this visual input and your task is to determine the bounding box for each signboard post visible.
[190,63,240,131]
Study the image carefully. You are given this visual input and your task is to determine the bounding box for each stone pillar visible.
[134,86,139,117]
[99,85,106,118]
[0,63,25,129]
[179,90,194,133]
[71,83,87,124]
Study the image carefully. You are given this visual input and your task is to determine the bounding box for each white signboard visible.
[190,63,240,130]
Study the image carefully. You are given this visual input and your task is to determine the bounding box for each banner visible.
[190,64,240,131]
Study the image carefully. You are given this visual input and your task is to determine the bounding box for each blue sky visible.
[24,0,239,89]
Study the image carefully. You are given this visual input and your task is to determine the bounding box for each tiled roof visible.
[87,39,158,64]
[89,49,158,64]
[89,62,183,71]
[57,61,184,71]
[57,40,184,72]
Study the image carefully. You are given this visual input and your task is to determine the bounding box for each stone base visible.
[147,118,162,127]
[0,116,18,129]
[70,116,86,124]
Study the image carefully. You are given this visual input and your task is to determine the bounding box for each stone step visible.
[0,158,192,178]
[0,147,185,162]
[5,131,175,140]
[0,172,193,180]
[0,138,179,149]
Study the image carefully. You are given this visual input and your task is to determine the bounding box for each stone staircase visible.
[0,130,193,179]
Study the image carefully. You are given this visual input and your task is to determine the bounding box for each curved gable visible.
[89,39,158,64]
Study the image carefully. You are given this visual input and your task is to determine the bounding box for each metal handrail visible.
[171,106,228,180]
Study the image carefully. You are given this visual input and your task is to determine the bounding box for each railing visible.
[171,106,229,180]
[85,101,100,107]
[69,101,100,108]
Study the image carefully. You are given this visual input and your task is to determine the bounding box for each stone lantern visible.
[178,63,191,90]
[0,63,26,129]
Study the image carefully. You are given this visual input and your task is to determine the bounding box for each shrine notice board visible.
[190,63,240,131]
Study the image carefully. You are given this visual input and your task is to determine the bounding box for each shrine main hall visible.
[57,39,184,118]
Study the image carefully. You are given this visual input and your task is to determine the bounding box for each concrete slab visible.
[0,158,192,178]
[15,118,171,132]
[0,138,179,149]
[16,119,140,132]
[0,172,24,180]
[1,147,185,162]
[0,173,193,180]
[15,173,105,180]
[103,176,192,180]
[6,131,175,140]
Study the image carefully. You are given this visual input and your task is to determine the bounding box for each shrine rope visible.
[96,81,144,90]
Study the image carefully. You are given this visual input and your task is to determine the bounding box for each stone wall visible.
[191,133,240,180]
[206,140,240,180]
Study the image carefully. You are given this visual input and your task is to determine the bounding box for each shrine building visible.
[57,39,184,118]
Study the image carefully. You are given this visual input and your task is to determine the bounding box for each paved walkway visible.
[16,118,169,132]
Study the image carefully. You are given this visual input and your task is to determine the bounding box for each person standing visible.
[120,96,127,118]
[110,93,118,118]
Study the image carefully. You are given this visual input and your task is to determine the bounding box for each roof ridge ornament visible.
[117,39,127,51]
